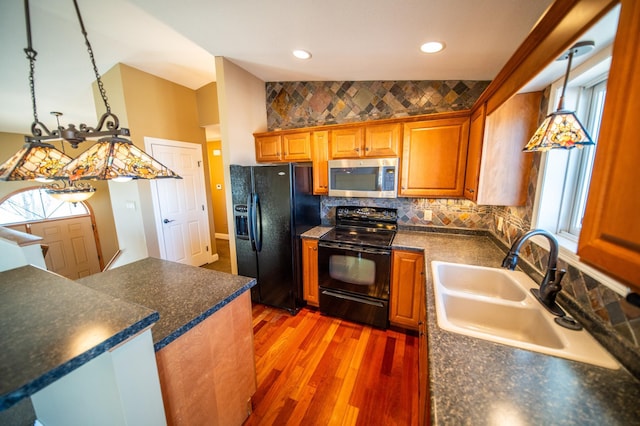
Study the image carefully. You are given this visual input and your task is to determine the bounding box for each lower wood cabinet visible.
[155,291,256,425]
[418,275,429,426]
[389,249,425,330]
[302,238,319,306]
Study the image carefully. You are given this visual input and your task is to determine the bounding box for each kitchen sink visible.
[431,261,619,369]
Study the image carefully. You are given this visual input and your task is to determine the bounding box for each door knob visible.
[163,219,175,224]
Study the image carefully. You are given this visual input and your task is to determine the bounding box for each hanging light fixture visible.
[0,0,180,192]
[523,41,596,152]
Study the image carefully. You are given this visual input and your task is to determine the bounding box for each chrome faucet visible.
[501,229,566,316]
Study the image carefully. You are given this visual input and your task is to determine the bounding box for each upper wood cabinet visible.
[400,116,470,197]
[464,92,541,205]
[255,131,311,163]
[330,123,400,159]
[255,134,283,162]
[464,104,486,201]
[579,0,640,291]
[312,131,329,194]
[330,127,364,158]
[365,123,401,157]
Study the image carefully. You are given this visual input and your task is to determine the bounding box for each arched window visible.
[0,187,89,225]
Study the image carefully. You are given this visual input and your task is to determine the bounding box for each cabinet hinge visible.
[198,160,202,167]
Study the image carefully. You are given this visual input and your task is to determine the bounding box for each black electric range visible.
[317,206,398,329]
[320,206,397,248]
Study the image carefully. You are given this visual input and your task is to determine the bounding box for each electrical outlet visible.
[424,209,433,221]
[497,216,504,231]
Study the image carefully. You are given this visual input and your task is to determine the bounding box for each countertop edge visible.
[0,311,159,411]
[153,280,256,351]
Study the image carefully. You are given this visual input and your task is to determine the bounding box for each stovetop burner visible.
[320,206,398,248]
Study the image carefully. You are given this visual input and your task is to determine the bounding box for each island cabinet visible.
[155,291,256,426]
[330,123,401,159]
[301,238,320,306]
[399,116,470,197]
[464,92,542,205]
[312,131,329,194]
[389,249,425,330]
[579,0,640,290]
[255,131,312,163]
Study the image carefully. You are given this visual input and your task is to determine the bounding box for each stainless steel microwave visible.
[328,158,398,198]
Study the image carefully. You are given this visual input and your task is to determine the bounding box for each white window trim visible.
[530,43,630,297]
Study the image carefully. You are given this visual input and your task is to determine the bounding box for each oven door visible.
[317,241,391,299]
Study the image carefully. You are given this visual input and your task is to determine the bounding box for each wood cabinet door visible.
[390,249,424,330]
[302,238,319,306]
[579,0,640,290]
[476,92,539,206]
[464,104,485,202]
[365,123,401,157]
[418,278,428,426]
[330,127,364,158]
[283,132,312,161]
[312,131,329,195]
[255,135,282,162]
[400,117,470,197]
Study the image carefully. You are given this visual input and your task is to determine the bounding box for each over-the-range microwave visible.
[328,158,398,198]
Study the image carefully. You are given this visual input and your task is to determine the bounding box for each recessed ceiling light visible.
[293,49,312,60]
[420,42,445,54]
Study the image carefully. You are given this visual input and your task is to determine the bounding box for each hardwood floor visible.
[244,304,419,426]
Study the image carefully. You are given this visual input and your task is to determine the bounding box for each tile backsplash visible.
[266,80,489,131]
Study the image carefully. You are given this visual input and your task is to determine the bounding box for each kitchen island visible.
[77,257,258,426]
[392,230,640,425]
[0,264,164,425]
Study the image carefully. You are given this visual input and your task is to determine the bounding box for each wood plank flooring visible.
[244,304,419,426]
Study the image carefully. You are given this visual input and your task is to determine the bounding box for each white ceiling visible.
[0,0,618,136]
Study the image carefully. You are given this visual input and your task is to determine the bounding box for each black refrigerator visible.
[230,163,320,313]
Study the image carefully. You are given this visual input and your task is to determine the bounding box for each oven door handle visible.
[318,241,390,255]
[321,290,385,307]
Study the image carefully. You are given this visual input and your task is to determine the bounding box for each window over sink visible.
[532,44,627,296]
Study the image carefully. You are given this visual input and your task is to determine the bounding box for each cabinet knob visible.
[313,246,317,251]
[466,188,475,193]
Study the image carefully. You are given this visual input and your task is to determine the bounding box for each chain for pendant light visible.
[72,0,110,115]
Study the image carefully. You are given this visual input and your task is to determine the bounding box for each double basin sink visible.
[432,261,619,369]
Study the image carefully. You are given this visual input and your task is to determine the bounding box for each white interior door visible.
[146,138,213,266]
[30,216,101,279]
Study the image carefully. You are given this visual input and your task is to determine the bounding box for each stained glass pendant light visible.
[0,142,72,181]
[0,0,180,192]
[524,41,596,152]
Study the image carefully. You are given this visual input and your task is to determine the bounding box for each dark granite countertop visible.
[301,226,333,239]
[392,230,640,425]
[77,257,257,351]
[0,265,158,411]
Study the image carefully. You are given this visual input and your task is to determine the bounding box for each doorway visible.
[0,187,102,278]
[145,137,214,267]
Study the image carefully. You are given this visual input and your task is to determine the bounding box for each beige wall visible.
[215,56,267,273]
[100,64,218,267]
[197,82,220,126]
[0,132,120,266]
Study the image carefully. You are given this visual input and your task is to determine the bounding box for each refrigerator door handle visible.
[247,193,256,251]
[253,193,263,252]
